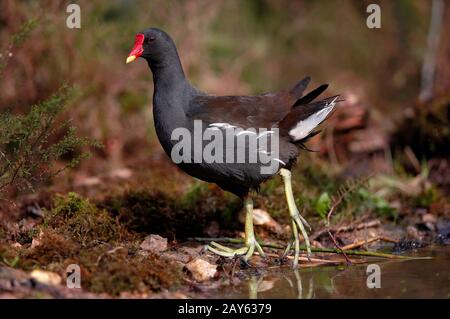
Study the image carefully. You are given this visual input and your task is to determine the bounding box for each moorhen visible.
[126,28,339,267]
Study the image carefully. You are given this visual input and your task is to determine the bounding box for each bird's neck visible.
[147,54,187,93]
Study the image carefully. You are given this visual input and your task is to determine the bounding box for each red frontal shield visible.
[126,34,145,63]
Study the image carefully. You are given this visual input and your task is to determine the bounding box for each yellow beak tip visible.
[126,56,137,64]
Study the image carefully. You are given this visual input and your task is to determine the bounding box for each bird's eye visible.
[144,36,155,45]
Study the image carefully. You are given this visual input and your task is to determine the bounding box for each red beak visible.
[126,34,145,63]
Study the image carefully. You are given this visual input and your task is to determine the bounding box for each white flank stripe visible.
[289,97,338,141]
[256,130,274,139]
[236,130,257,136]
[272,158,286,165]
[209,122,236,129]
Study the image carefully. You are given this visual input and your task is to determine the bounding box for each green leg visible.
[294,269,303,299]
[206,198,265,261]
[279,168,312,268]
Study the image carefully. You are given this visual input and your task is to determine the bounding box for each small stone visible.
[422,214,437,224]
[239,208,282,233]
[252,209,273,225]
[30,231,44,249]
[406,225,421,240]
[185,258,217,282]
[11,242,22,249]
[140,234,168,253]
[74,176,101,187]
[30,270,62,286]
[109,168,133,180]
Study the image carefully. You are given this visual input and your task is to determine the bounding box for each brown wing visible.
[187,77,311,129]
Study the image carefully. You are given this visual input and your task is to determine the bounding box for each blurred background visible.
[0,0,449,206]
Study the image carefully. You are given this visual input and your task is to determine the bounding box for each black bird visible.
[126,28,339,267]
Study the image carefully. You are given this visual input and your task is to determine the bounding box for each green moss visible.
[0,241,21,268]
[180,182,209,208]
[101,187,240,238]
[16,228,40,245]
[22,230,79,270]
[0,226,6,241]
[6,192,184,296]
[45,192,126,246]
[86,252,181,296]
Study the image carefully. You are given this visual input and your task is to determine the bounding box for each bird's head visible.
[126,28,175,65]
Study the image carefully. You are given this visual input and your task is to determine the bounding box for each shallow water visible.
[203,246,450,299]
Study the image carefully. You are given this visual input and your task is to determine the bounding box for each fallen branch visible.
[311,217,381,240]
[263,252,367,267]
[341,236,398,251]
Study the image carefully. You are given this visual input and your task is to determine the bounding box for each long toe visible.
[206,240,263,261]
[206,241,265,261]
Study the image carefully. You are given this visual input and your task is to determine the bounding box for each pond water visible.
[202,246,450,299]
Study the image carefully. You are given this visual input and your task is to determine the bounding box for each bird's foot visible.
[206,239,265,261]
[282,208,312,268]
[206,198,265,262]
[279,168,312,268]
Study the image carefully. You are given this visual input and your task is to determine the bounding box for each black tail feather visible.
[289,76,311,100]
[294,84,328,107]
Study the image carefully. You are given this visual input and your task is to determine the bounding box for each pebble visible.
[422,213,437,224]
[185,258,217,282]
[140,234,168,253]
[30,270,62,286]
[239,209,282,233]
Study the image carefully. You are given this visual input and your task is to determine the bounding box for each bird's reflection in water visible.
[285,270,314,299]
[222,247,449,299]
[247,269,315,299]
[247,276,260,299]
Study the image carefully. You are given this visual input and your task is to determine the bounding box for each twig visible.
[341,236,398,251]
[264,252,365,266]
[324,176,372,263]
[404,146,421,174]
[311,216,379,240]
[327,230,350,263]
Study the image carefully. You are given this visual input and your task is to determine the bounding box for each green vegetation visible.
[0,86,97,197]
[313,192,332,219]
[0,20,98,198]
